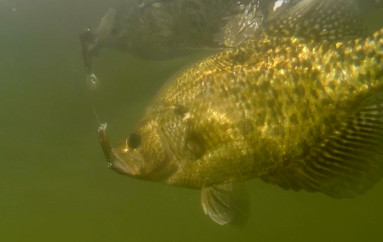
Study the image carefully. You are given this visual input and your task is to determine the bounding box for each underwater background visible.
[1,0,383,241]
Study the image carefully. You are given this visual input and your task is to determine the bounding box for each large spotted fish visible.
[98,0,383,225]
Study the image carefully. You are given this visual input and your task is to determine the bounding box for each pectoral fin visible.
[262,92,383,198]
[201,182,248,225]
[201,183,235,225]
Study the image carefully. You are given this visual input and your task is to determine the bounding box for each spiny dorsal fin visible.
[264,0,365,41]
[261,92,383,198]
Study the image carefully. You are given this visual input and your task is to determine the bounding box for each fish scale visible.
[98,0,383,225]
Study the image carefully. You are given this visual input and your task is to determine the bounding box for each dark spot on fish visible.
[285,92,295,105]
[256,112,266,126]
[300,140,310,154]
[327,81,336,91]
[310,89,319,99]
[272,126,284,136]
[322,116,334,128]
[173,104,188,117]
[272,100,282,115]
[128,133,141,149]
[289,113,298,124]
[302,108,311,121]
[243,100,251,110]
[269,86,279,98]
[238,119,254,136]
[294,84,305,96]
[229,86,241,97]
[322,98,332,107]
[230,47,250,65]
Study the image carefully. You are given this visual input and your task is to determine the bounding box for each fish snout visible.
[98,123,142,176]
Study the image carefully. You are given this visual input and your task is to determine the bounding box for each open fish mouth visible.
[98,123,141,176]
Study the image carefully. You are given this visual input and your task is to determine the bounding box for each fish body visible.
[99,0,383,224]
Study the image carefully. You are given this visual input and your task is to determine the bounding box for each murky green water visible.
[1,0,383,241]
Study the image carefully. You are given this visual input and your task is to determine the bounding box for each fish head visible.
[99,105,185,182]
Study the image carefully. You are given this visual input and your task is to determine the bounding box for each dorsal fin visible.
[263,0,365,41]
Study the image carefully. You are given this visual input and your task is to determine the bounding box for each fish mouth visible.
[97,123,141,176]
[98,123,114,167]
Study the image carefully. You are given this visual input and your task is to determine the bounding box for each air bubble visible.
[86,72,100,90]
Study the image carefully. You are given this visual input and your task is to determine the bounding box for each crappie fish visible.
[98,0,383,225]
[80,0,298,88]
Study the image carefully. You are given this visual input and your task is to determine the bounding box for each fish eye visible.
[128,133,141,149]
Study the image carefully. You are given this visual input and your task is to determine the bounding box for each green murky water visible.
[1,0,383,241]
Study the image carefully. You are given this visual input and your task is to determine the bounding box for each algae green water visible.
[1,0,383,241]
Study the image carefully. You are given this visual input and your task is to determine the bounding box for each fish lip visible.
[110,148,142,176]
[97,123,119,171]
[98,123,113,166]
[97,123,141,176]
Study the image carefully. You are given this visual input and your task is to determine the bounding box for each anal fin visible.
[262,92,383,198]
